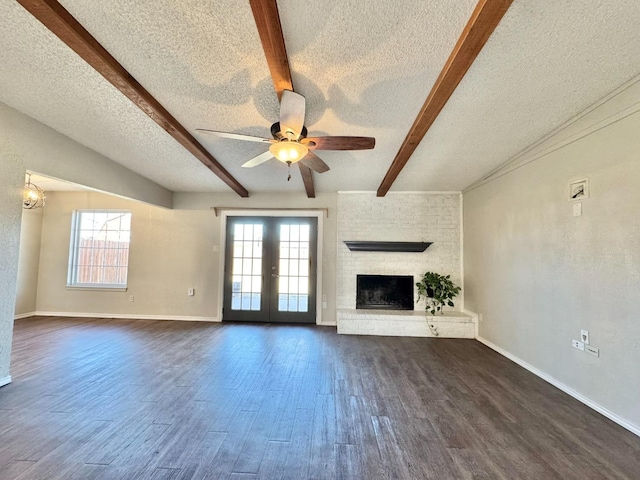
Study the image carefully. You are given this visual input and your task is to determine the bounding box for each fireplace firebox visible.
[356,274,414,310]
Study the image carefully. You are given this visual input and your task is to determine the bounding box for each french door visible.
[223,216,317,324]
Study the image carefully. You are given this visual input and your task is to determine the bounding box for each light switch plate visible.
[573,203,582,216]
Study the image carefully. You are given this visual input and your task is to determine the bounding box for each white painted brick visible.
[337,193,462,312]
[337,309,475,338]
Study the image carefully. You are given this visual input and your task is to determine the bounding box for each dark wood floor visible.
[1,318,639,479]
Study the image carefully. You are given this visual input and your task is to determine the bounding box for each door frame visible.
[218,210,324,325]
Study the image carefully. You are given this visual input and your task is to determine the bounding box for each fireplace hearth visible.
[356,274,414,310]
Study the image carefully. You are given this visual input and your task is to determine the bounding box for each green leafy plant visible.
[416,272,461,315]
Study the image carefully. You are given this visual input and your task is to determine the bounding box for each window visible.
[67,210,132,288]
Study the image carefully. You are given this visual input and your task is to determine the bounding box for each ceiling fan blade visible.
[196,129,273,144]
[302,136,375,150]
[297,163,315,198]
[279,90,306,139]
[300,151,330,173]
[242,150,274,168]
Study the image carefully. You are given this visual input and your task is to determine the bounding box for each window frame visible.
[66,209,132,290]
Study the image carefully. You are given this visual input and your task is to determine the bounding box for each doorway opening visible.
[222,215,320,324]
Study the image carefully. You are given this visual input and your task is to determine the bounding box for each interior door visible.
[223,216,317,324]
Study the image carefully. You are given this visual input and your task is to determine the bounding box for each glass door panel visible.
[223,216,317,324]
[223,218,269,321]
[268,217,316,323]
[277,223,310,313]
[230,223,263,311]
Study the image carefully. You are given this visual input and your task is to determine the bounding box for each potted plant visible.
[416,272,461,315]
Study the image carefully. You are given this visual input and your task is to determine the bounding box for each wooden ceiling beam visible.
[249,0,294,100]
[18,0,249,197]
[250,0,316,197]
[377,0,513,197]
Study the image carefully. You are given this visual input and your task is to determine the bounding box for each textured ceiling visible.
[2,0,640,195]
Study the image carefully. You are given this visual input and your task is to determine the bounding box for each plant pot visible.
[426,287,435,298]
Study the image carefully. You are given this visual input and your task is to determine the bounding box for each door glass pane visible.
[231,292,241,310]
[279,276,289,293]
[232,259,242,275]
[299,295,309,311]
[242,259,252,275]
[289,259,299,276]
[277,223,310,313]
[280,225,289,241]
[279,258,289,276]
[299,277,308,294]
[230,223,263,311]
[234,224,244,240]
[278,294,288,311]
[299,260,309,277]
[288,294,299,311]
[241,293,251,309]
[252,259,262,275]
[290,225,300,241]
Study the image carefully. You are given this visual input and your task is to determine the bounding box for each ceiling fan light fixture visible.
[269,141,308,164]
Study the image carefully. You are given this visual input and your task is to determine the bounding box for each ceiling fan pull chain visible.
[287,161,291,181]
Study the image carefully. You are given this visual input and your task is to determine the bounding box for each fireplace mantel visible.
[344,241,432,252]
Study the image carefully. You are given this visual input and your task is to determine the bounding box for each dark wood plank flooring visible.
[1,317,639,479]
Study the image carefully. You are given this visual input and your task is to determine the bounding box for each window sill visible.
[66,285,128,292]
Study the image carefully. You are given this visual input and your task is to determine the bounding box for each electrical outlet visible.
[129,295,134,302]
[580,329,589,344]
[585,345,599,357]
[572,339,584,351]
[188,288,195,296]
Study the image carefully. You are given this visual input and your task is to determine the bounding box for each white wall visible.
[336,192,462,311]
[464,83,640,431]
[1,103,172,208]
[0,156,24,385]
[174,192,338,325]
[36,192,219,319]
[0,103,171,384]
[15,207,43,316]
[33,191,338,325]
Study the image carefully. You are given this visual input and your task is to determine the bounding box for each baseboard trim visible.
[0,376,11,388]
[14,312,37,320]
[33,311,220,323]
[476,336,640,438]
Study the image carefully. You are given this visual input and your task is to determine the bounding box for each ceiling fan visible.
[196,90,375,175]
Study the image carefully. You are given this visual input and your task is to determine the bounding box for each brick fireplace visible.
[336,192,475,338]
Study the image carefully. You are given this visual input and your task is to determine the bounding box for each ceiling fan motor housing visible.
[271,122,307,141]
